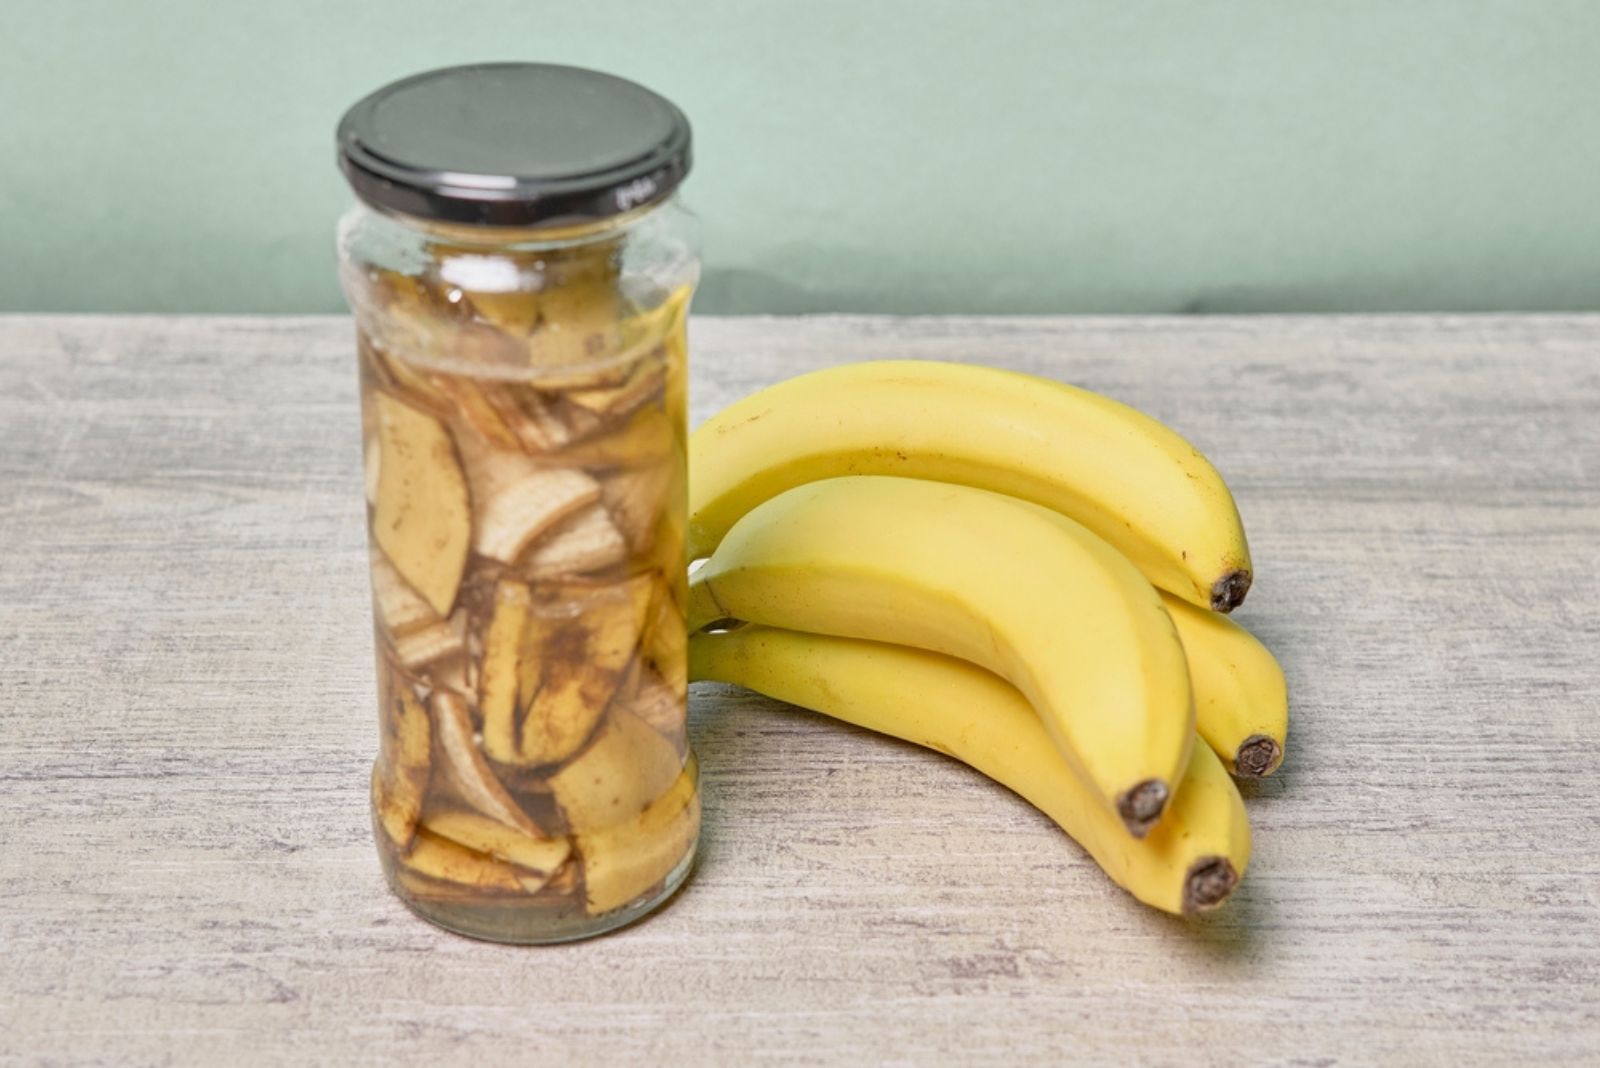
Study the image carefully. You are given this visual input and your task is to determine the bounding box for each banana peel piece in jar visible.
[536,855,582,901]
[566,359,666,419]
[464,289,543,339]
[479,579,535,766]
[516,574,656,766]
[368,344,454,418]
[454,427,602,564]
[522,504,629,578]
[529,276,624,369]
[429,690,546,837]
[608,283,691,376]
[547,708,684,834]
[376,266,532,369]
[601,464,673,554]
[644,489,689,582]
[427,649,478,707]
[576,758,699,916]
[363,437,382,506]
[371,391,472,616]
[373,670,432,849]
[628,666,689,757]
[431,376,525,451]
[401,829,549,893]
[421,810,571,886]
[390,610,468,672]
[370,551,440,638]
[552,406,675,470]
[481,384,581,454]
[642,577,688,696]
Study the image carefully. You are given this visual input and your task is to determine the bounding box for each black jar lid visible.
[337,63,691,227]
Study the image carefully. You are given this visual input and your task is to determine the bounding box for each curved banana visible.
[688,360,1252,612]
[1161,593,1289,777]
[688,476,1193,836]
[690,626,1249,915]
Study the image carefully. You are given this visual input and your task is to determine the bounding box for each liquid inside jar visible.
[349,222,698,942]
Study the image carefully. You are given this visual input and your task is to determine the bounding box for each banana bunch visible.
[686,360,1287,916]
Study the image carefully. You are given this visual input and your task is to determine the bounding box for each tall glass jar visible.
[335,64,699,943]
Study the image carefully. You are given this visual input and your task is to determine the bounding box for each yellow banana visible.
[1161,592,1289,777]
[690,626,1249,915]
[688,476,1193,836]
[688,360,1252,612]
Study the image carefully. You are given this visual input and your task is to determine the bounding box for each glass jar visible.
[335,64,699,943]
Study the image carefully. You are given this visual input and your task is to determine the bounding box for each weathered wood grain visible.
[1,315,1598,1066]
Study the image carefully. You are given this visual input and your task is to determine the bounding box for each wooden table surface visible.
[3,315,1598,1066]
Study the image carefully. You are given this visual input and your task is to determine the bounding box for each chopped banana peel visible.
[401,829,538,892]
[430,690,546,837]
[370,551,440,638]
[391,610,468,672]
[433,376,523,450]
[496,469,599,562]
[481,470,602,563]
[372,391,471,616]
[602,464,673,553]
[643,578,689,696]
[378,354,454,417]
[522,354,638,392]
[464,289,542,338]
[536,855,583,901]
[551,407,674,469]
[484,762,568,836]
[619,286,692,355]
[373,671,432,849]
[363,437,382,506]
[423,809,571,883]
[479,579,534,765]
[523,504,629,577]
[455,423,603,563]
[629,666,689,757]
[529,277,623,368]
[482,385,576,453]
[547,709,685,833]
[576,759,699,915]
[358,333,395,392]
[518,574,656,766]
[567,359,665,419]
[361,316,453,414]
[644,494,689,585]
[426,652,477,706]
[371,269,520,374]
[662,331,687,419]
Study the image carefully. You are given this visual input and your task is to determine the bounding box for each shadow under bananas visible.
[688,681,1276,956]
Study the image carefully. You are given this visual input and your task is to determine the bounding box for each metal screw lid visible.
[337,63,691,227]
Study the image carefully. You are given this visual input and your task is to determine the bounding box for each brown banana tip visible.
[1209,569,1253,613]
[1234,734,1283,778]
[1182,857,1238,914]
[1117,779,1170,838]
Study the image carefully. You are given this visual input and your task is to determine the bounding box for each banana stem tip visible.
[1117,779,1169,838]
[1209,569,1252,613]
[1183,857,1238,914]
[1234,735,1283,778]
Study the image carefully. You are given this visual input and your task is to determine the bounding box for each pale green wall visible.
[2,0,1598,314]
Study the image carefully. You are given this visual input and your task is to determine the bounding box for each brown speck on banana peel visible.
[1117,779,1169,837]
[1182,857,1238,914]
[1210,569,1252,613]
[1234,734,1283,778]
